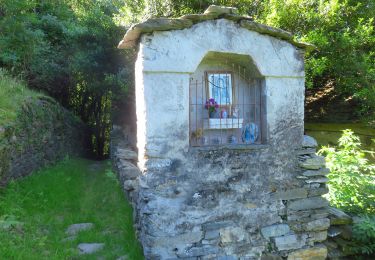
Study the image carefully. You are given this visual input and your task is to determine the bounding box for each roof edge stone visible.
[118,5,316,51]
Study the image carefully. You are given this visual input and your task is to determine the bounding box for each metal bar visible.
[219,74,222,145]
[259,79,262,144]
[195,79,198,145]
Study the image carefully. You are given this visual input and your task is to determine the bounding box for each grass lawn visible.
[0,158,143,259]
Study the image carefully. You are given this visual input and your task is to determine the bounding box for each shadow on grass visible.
[0,157,143,259]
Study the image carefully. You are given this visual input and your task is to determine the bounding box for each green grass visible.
[0,69,43,126]
[0,157,143,259]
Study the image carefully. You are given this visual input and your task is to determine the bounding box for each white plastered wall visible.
[135,19,305,169]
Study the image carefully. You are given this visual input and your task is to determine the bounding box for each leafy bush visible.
[318,129,375,214]
[349,215,375,255]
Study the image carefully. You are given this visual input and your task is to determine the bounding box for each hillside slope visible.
[0,71,87,186]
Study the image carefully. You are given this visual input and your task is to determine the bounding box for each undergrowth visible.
[0,158,143,259]
[0,69,43,126]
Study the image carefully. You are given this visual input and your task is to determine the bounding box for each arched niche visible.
[189,51,267,147]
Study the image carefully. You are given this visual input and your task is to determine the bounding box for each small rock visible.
[78,243,104,255]
[204,5,238,15]
[302,135,318,148]
[116,255,129,260]
[327,226,342,238]
[65,223,94,236]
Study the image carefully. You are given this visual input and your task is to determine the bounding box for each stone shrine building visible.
[114,5,330,260]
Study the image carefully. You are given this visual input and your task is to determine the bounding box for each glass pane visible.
[208,73,232,105]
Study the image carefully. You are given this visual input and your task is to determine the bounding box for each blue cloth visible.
[242,123,259,144]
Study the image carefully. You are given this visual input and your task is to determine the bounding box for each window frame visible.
[205,71,235,108]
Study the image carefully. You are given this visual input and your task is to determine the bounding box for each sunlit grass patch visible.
[0,158,143,259]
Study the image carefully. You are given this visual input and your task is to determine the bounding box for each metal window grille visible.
[189,65,264,147]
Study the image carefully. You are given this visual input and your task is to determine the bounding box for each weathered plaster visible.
[139,19,304,77]
[120,10,330,260]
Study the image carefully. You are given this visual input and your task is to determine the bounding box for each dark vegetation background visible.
[1,0,374,158]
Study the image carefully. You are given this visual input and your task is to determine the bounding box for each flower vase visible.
[209,111,217,118]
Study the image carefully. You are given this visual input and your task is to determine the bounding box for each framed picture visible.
[207,72,233,105]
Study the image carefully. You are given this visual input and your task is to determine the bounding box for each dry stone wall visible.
[112,128,330,259]
[0,96,87,186]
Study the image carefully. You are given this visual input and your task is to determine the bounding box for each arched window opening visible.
[189,52,266,147]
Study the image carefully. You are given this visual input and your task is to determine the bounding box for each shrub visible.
[318,129,375,214]
[349,215,375,255]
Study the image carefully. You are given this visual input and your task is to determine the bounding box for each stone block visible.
[273,188,307,200]
[115,148,137,161]
[299,155,325,170]
[261,224,290,239]
[144,158,173,171]
[302,135,318,148]
[327,226,342,238]
[220,227,247,243]
[302,168,329,177]
[202,221,233,231]
[305,218,330,231]
[296,148,317,155]
[205,229,220,240]
[65,223,93,236]
[177,246,219,257]
[307,231,327,243]
[152,231,203,247]
[305,177,328,184]
[331,225,352,240]
[288,197,329,211]
[117,160,141,180]
[287,245,327,260]
[78,243,104,255]
[273,234,306,251]
[328,207,352,225]
[180,13,219,23]
[308,187,329,197]
[123,180,138,191]
[261,253,283,260]
[217,256,238,260]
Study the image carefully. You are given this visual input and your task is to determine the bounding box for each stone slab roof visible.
[118,5,315,51]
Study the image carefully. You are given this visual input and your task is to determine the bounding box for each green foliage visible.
[318,129,375,214]
[0,0,129,158]
[348,215,375,255]
[257,0,375,117]
[2,0,374,157]
[0,69,43,126]
[0,158,143,259]
[115,0,375,117]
